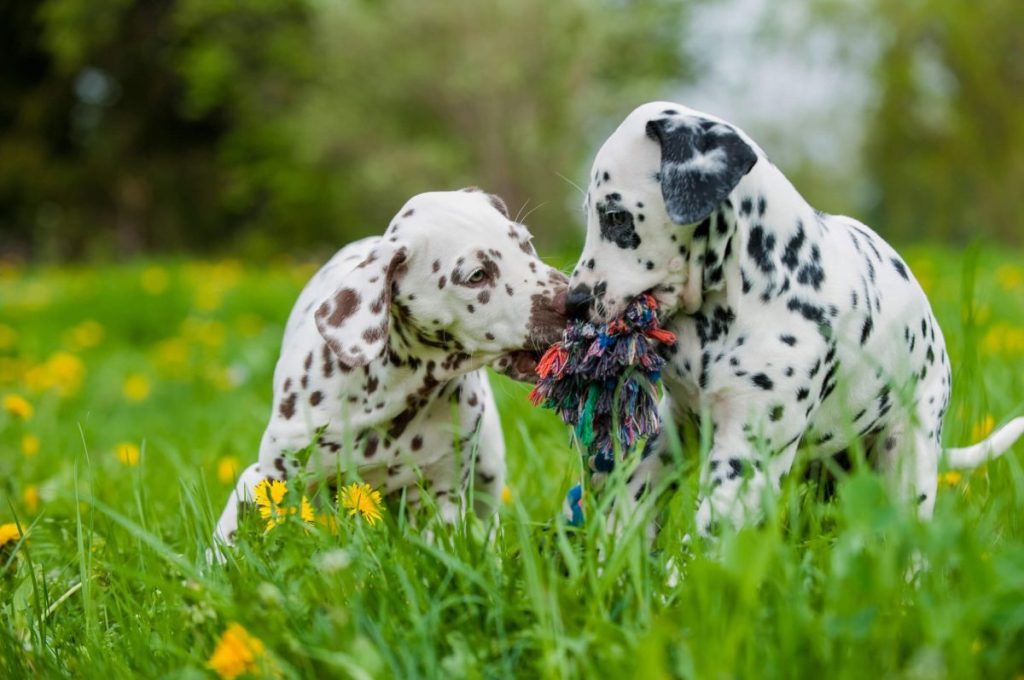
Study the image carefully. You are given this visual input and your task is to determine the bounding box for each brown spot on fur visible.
[432,259,441,272]
[279,393,297,419]
[488,194,509,217]
[363,324,386,344]
[505,283,514,296]
[402,208,415,218]
[367,375,379,393]
[283,378,292,392]
[411,435,423,451]
[322,344,335,378]
[477,290,490,304]
[321,289,361,327]
[304,352,313,371]
[467,392,479,407]
[438,276,446,289]
[364,434,380,458]
[310,391,323,406]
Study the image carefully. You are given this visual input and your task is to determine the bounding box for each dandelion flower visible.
[217,457,241,485]
[122,374,151,402]
[940,471,963,487]
[23,485,39,513]
[67,320,104,349]
[0,523,25,548]
[0,324,17,350]
[3,393,33,420]
[207,623,266,680]
[253,479,314,531]
[115,442,140,466]
[140,266,169,295]
[501,485,512,504]
[339,483,384,526]
[971,415,995,442]
[21,433,40,457]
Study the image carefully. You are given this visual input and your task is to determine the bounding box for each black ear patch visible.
[646,116,757,226]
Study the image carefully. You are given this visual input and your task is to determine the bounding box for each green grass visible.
[2,246,1024,679]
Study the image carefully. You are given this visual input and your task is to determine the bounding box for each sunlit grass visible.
[1,247,1023,677]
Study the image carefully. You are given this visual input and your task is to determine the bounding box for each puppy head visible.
[566,102,759,322]
[315,188,567,381]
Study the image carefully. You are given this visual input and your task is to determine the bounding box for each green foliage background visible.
[2,0,1022,262]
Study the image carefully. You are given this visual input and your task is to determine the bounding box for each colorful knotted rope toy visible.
[529,293,677,481]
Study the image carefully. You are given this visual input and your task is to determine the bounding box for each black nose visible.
[565,285,592,320]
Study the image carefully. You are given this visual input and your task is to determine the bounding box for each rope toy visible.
[529,293,677,482]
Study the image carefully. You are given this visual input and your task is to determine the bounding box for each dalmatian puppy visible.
[565,101,1024,537]
[213,188,567,547]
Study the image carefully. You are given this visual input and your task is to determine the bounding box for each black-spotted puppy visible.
[565,101,1024,536]
[214,188,567,547]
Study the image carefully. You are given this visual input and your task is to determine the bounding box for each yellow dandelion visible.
[115,442,140,466]
[3,393,33,420]
[995,265,1023,292]
[217,456,241,485]
[317,512,340,534]
[23,485,39,513]
[66,320,104,349]
[339,483,384,526]
[971,415,995,442]
[122,374,151,402]
[0,324,17,350]
[501,485,513,504]
[0,523,25,548]
[207,623,266,680]
[140,266,170,295]
[21,434,40,457]
[253,479,314,531]
[24,352,85,396]
[940,470,962,487]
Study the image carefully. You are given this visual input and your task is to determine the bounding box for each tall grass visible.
[1,247,1023,678]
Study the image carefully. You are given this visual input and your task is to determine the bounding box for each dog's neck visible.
[670,159,824,319]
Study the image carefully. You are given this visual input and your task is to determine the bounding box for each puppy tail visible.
[945,416,1024,469]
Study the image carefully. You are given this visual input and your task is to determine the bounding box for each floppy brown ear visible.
[646,115,758,226]
[314,242,408,367]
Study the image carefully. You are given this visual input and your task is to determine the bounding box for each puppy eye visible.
[467,269,487,285]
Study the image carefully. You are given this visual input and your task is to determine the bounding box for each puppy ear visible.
[314,242,408,367]
[645,115,757,225]
[461,186,509,217]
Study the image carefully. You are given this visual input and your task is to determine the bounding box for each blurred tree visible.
[815,0,1024,244]
[0,0,692,261]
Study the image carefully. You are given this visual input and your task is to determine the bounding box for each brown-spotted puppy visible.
[565,101,1024,537]
[213,188,567,548]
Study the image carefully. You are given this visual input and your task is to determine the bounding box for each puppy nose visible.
[565,285,592,320]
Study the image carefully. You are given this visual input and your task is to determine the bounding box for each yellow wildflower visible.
[217,457,241,485]
[980,323,1024,357]
[122,374,151,402]
[253,479,314,531]
[939,470,962,487]
[22,434,40,457]
[115,442,140,466]
[0,523,25,548]
[24,352,85,396]
[995,264,1022,292]
[501,485,512,504]
[971,415,995,442]
[0,324,17,350]
[181,318,226,348]
[66,320,104,349]
[23,486,39,513]
[207,623,266,680]
[140,266,170,295]
[339,483,384,526]
[3,393,33,420]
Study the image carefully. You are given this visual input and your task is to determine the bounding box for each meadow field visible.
[1,246,1023,679]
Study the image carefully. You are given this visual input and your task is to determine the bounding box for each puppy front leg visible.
[694,429,798,537]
